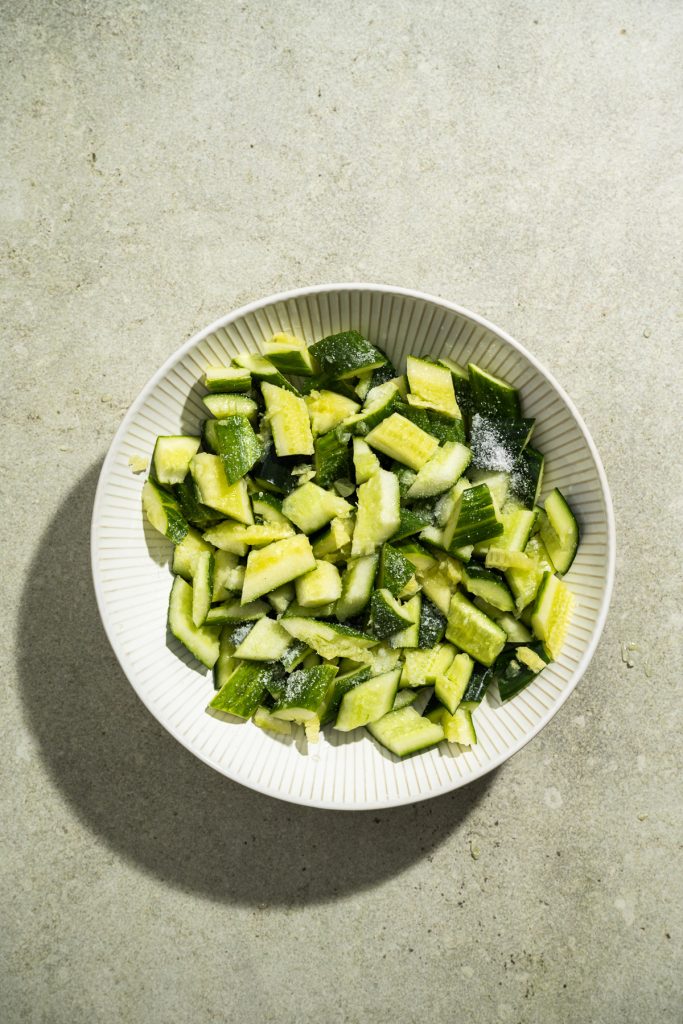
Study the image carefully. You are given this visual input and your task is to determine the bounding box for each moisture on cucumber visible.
[142,327,580,756]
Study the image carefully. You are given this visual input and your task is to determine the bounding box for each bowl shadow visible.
[17,462,495,907]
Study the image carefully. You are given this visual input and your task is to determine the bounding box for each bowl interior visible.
[92,285,613,809]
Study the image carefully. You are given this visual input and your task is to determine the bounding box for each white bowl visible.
[91,284,615,810]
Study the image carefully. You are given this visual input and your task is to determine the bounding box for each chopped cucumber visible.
[351,468,400,556]
[142,479,189,543]
[366,413,439,470]
[143,329,579,755]
[261,381,314,456]
[152,435,201,486]
[168,576,220,668]
[282,482,352,534]
[203,365,252,392]
[334,669,401,731]
[368,706,445,756]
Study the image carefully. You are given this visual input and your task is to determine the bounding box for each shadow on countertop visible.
[17,463,494,907]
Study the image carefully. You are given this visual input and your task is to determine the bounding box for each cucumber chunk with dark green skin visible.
[320,665,373,726]
[202,393,259,420]
[173,475,225,530]
[458,662,495,709]
[210,661,283,719]
[369,357,397,388]
[425,410,466,445]
[395,401,432,434]
[377,543,415,598]
[390,506,432,542]
[367,705,445,756]
[334,669,400,731]
[462,563,515,613]
[469,413,535,472]
[309,331,388,381]
[494,642,551,702]
[142,479,189,543]
[468,363,521,420]
[251,440,298,494]
[314,427,351,488]
[271,664,338,722]
[418,597,447,649]
[203,416,264,484]
[370,589,414,639]
[539,488,579,575]
[509,447,544,508]
[448,483,503,548]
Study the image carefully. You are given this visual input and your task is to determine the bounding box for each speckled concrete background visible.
[1,1,681,1021]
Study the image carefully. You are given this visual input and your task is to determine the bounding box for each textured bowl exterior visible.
[91,284,615,810]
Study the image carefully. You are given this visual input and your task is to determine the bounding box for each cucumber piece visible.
[168,576,220,668]
[469,469,510,511]
[506,533,552,611]
[190,454,254,523]
[390,506,431,542]
[202,416,263,484]
[336,554,379,621]
[282,481,352,534]
[366,413,439,470]
[392,464,418,499]
[392,688,419,710]
[468,363,521,419]
[459,662,494,710]
[424,409,466,445]
[282,600,337,619]
[352,437,380,484]
[305,389,359,435]
[509,447,544,508]
[490,611,532,643]
[252,706,292,736]
[202,521,248,555]
[368,706,445,756]
[477,505,536,557]
[279,618,376,662]
[191,549,213,626]
[405,441,471,500]
[212,549,241,601]
[446,591,507,666]
[320,665,373,725]
[311,516,355,559]
[485,547,534,571]
[279,638,311,672]
[434,651,475,713]
[401,643,456,687]
[419,567,454,616]
[263,333,314,376]
[295,560,342,607]
[142,479,189,543]
[203,365,252,392]
[172,527,215,581]
[241,533,316,603]
[462,564,515,613]
[531,572,575,659]
[267,581,295,615]
[447,483,503,548]
[470,413,535,473]
[233,617,292,660]
[351,468,401,556]
[428,706,477,745]
[342,380,402,436]
[389,594,421,648]
[540,488,579,575]
[271,664,338,731]
[370,358,398,388]
[309,330,387,380]
[494,642,552,702]
[439,357,474,428]
[250,490,290,525]
[251,441,298,495]
[377,543,415,598]
[396,540,437,573]
[406,356,460,417]
[398,400,432,433]
[202,393,258,420]
[205,599,269,623]
[152,435,201,486]
[418,596,447,648]
[173,476,225,530]
[355,370,373,401]
[334,668,401,732]
[370,589,414,639]
[314,428,351,487]
[234,351,298,393]
[210,661,280,719]
[211,622,250,690]
[261,381,313,457]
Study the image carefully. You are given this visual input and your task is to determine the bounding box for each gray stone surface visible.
[1,1,681,1021]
